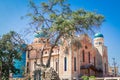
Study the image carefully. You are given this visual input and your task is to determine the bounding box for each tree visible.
[0,31,25,80]
[27,0,104,66]
[26,0,104,79]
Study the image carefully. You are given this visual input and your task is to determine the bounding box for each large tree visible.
[27,0,104,66]
[0,31,25,80]
[26,0,104,79]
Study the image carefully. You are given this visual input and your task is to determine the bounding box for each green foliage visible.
[89,76,95,80]
[27,0,104,37]
[81,76,96,80]
[27,0,104,67]
[81,76,89,80]
[0,31,24,79]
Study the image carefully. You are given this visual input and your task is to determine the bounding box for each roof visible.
[34,30,47,38]
[94,33,104,38]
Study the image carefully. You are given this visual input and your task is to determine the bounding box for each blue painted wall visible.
[13,51,26,78]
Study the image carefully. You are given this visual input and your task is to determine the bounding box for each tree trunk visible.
[46,34,62,67]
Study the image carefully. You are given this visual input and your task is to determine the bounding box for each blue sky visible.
[0,0,120,68]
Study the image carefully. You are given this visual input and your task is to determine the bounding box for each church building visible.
[26,32,108,80]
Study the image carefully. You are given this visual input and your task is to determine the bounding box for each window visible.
[64,57,67,71]
[105,63,106,73]
[56,61,58,71]
[35,41,37,43]
[82,50,85,62]
[27,62,29,73]
[74,57,76,71]
[94,57,96,66]
[99,42,102,45]
[39,40,41,43]
[88,52,90,63]
[39,49,41,51]
[45,51,47,54]
[112,69,114,72]
[85,46,87,49]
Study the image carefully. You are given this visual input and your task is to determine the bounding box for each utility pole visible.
[112,58,117,77]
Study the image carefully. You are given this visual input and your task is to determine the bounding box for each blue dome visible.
[94,33,104,38]
[34,30,47,38]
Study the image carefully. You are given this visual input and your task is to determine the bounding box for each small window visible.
[53,50,54,53]
[39,40,41,43]
[99,42,102,45]
[112,70,114,72]
[43,40,45,43]
[39,49,41,51]
[85,46,87,49]
[45,51,47,54]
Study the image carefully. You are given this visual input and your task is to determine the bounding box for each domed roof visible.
[34,30,47,38]
[94,33,104,38]
[34,24,48,38]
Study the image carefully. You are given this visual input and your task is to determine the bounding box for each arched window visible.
[27,62,29,73]
[82,50,85,62]
[55,59,58,71]
[74,57,76,71]
[56,61,58,71]
[88,52,90,63]
[64,57,67,71]
[85,46,88,49]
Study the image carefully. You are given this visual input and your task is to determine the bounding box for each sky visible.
[0,0,120,70]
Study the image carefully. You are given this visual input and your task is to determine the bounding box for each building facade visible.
[26,33,108,80]
[108,66,119,77]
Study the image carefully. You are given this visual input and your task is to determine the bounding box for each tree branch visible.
[46,33,62,67]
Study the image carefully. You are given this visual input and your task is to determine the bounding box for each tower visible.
[94,33,108,76]
[33,27,48,44]
[94,33,104,56]
[26,27,49,79]
[94,33,104,47]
